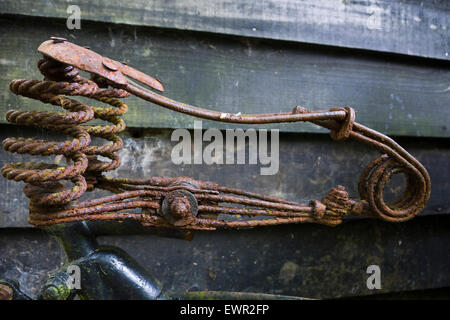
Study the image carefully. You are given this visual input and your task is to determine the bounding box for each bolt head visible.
[42,285,60,300]
[161,190,198,226]
[0,283,13,300]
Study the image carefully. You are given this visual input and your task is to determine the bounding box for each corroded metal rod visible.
[1,37,431,230]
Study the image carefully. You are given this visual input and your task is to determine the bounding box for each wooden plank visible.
[0,0,449,60]
[102,215,450,298]
[1,125,448,228]
[0,16,449,137]
[2,215,450,298]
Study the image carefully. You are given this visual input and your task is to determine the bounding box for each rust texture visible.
[0,283,13,300]
[1,38,431,230]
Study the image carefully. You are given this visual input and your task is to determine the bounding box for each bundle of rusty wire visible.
[1,38,431,230]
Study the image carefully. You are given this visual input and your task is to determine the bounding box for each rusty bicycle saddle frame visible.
[1,37,431,232]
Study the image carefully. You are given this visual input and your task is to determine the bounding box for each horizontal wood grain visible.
[0,16,449,137]
[0,0,448,60]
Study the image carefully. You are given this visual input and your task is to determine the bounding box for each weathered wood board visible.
[1,215,450,299]
[0,16,449,137]
[0,125,448,228]
[1,0,448,60]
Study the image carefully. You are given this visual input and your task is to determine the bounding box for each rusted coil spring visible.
[1,57,430,229]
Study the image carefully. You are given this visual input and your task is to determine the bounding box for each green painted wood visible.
[0,0,448,60]
[0,16,449,137]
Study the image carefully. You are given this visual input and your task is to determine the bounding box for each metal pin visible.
[50,37,67,43]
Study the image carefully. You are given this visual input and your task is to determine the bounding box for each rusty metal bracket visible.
[1,37,431,232]
[38,38,164,91]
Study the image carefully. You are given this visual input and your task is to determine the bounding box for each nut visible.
[161,189,198,226]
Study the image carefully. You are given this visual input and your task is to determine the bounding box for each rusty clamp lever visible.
[1,37,431,231]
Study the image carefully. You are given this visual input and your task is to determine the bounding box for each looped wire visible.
[358,155,428,222]
[329,106,355,141]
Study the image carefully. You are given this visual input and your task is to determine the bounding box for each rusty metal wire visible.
[1,38,431,230]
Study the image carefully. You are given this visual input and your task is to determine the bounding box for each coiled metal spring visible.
[3,56,129,206]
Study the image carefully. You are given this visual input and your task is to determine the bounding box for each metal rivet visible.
[102,58,118,71]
